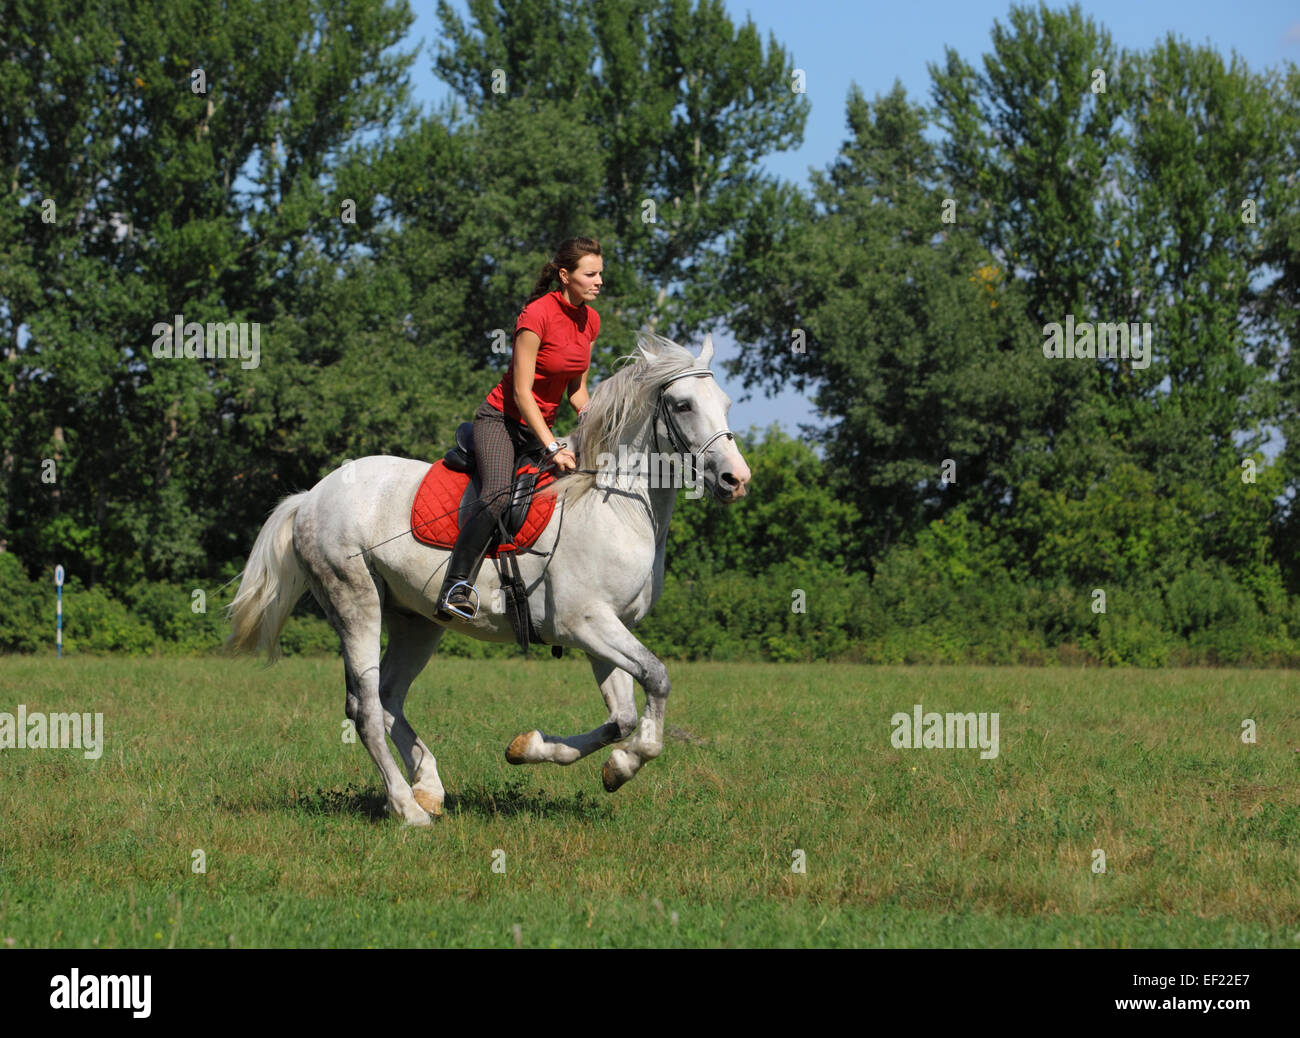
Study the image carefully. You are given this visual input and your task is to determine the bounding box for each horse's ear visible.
[698,333,714,367]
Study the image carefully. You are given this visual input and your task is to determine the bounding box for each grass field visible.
[0,656,1297,948]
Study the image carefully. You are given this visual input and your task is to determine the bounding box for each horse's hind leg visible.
[505,655,637,766]
[380,609,446,816]
[307,563,431,826]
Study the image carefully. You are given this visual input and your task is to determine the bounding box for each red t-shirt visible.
[486,290,599,426]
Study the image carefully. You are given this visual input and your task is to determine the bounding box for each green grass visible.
[0,656,1297,947]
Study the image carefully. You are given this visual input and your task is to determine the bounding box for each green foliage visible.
[1012,462,1201,587]
[433,0,808,342]
[639,558,870,662]
[60,581,158,655]
[0,554,47,652]
[278,614,343,658]
[3,3,1300,667]
[665,425,860,575]
[722,2,1300,597]
[124,580,230,653]
[1088,607,1176,668]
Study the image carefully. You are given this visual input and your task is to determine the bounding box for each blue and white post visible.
[54,564,64,658]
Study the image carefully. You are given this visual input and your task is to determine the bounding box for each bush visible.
[638,557,872,661]
[1164,565,1257,639]
[125,580,227,653]
[61,584,158,655]
[0,553,48,653]
[3,530,1298,665]
[1088,611,1176,667]
[278,614,341,656]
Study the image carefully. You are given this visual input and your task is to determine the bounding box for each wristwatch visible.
[544,440,561,456]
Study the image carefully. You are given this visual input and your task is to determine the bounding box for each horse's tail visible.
[225,492,312,661]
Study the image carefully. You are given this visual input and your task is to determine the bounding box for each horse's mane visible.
[551,332,701,505]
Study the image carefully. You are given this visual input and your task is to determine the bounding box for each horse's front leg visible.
[601,666,667,793]
[566,611,670,792]
[505,657,637,765]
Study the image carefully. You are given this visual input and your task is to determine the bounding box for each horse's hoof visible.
[506,730,540,765]
[602,752,633,793]
[400,808,434,828]
[413,788,443,817]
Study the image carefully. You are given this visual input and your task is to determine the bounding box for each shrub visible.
[0,553,48,653]
[61,584,158,655]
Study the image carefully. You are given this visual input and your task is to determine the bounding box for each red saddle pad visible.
[410,460,557,555]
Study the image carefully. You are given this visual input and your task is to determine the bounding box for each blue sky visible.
[399,1,1300,439]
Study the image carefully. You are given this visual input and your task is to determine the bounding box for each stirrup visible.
[440,580,480,620]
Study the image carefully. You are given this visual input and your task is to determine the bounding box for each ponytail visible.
[522,236,602,310]
[525,261,559,308]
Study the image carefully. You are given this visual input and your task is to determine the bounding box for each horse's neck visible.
[627,415,677,545]
[583,415,677,546]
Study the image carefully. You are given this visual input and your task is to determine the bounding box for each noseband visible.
[651,369,736,462]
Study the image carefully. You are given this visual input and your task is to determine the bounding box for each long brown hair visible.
[524,237,602,309]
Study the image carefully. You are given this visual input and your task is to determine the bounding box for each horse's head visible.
[652,334,751,504]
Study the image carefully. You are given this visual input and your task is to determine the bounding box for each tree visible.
[718,2,1300,591]
[720,82,1050,563]
[663,424,858,577]
[0,0,423,583]
[432,0,809,343]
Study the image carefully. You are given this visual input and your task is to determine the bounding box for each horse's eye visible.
[675,401,692,413]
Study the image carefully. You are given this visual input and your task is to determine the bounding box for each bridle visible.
[651,369,736,463]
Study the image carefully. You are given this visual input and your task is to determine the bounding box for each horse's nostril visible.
[721,472,738,487]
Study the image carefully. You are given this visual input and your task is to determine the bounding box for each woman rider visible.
[436,237,602,619]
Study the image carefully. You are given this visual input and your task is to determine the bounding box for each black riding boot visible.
[435,504,502,620]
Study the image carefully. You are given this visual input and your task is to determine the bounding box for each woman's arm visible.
[511,330,559,448]
[567,369,590,414]
[512,329,577,471]
[512,327,579,457]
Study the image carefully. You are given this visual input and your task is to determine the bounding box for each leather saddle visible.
[442,421,547,539]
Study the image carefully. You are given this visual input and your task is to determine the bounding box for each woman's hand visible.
[552,448,577,472]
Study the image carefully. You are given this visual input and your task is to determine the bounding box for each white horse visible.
[225,334,751,826]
